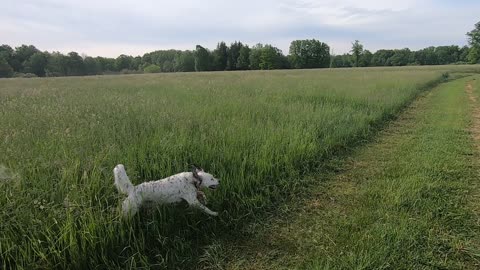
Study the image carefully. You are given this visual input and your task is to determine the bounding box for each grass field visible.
[222,75,480,269]
[0,65,478,269]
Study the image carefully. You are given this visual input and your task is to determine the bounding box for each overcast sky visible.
[1,0,479,57]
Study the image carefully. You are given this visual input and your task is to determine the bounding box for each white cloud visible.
[0,0,477,56]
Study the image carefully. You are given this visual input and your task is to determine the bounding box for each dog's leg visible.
[197,190,207,205]
[192,201,218,216]
[122,195,141,218]
[184,195,218,216]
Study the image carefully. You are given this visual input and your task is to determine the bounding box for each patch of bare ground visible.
[466,81,480,142]
[465,79,480,228]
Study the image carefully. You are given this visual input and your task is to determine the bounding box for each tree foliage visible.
[0,57,13,78]
[1,24,479,79]
[174,51,195,72]
[194,45,213,72]
[351,40,364,67]
[24,52,48,77]
[289,39,330,69]
[236,45,251,70]
[249,44,288,70]
[467,21,480,63]
[213,42,228,71]
[65,52,85,76]
[144,64,161,73]
[115,54,134,71]
[14,45,39,72]
[227,41,243,70]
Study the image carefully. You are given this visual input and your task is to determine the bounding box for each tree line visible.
[332,43,472,68]
[0,40,325,78]
[1,22,479,78]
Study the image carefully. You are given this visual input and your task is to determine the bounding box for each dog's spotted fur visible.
[114,164,219,217]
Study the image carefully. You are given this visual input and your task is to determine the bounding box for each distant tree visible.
[259,45,286,70]
[45,52,68,76]
[144,50,178,70]
[248,44,288,70]
[24,51,48,76]
[14,45,39,72]
[411,50,423,65]
[226,41,243,70]
[194,45,213,71]
[131,56,142,70]
[0,45,13,59]
[415,47,438,65]
[115,54,133,71]
[65,52,85,76]
[388,48,411,66]
[435,46,460,65]
[459,46,470,63]
[371,50,395,66]
[213,42,228,71]
[424,47,438,65]
[0,45,14,69]
[96,57,116,72]
[280,54,291,69]
[249,44,263,70]
[350,40,363,67]
[83,56,101,75]
[331,54,353,68]
[289,39,330,69]
[144,64,161,73]
[0,57,14,78]
[259,45,277,70]
[236,45,251,70]
[468,21,480,46]
[359,50,372,67]
[469,49,480,64]
[467,21,480,63]
[162,60,174,72]
[173,51,195,72]
[142,53,153,66]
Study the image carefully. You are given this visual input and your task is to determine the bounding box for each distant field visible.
[0,65,478,268]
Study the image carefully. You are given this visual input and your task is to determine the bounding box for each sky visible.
[1,0,479,57]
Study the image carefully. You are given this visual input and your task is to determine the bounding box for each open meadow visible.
[1,65,479,269]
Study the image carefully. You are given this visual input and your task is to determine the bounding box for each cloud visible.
[0,0,478,57]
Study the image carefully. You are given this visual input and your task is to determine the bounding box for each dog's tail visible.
[113,164,134,195]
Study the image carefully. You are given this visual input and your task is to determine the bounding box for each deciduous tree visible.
[0,57,13,78]
[289,39,330,69]
[467,21,480,63]
[213,42,228,71]
[194,45,213,71]
[350,40,363,67]
[24,51,48,76]
[236,46,251,70]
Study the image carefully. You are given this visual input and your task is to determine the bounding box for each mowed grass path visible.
[222,76,480,269]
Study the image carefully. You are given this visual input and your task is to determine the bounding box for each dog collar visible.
[193,173,202,190]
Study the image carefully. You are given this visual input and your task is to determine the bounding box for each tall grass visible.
[0,67,472,268]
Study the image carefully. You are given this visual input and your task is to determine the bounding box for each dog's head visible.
[192,165,220,190]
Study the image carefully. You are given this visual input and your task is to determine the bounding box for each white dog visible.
[113,164,220,217]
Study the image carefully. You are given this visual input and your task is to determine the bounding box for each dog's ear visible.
[192,164,204,171]
[192,164,202,179]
